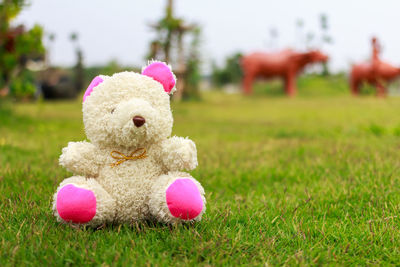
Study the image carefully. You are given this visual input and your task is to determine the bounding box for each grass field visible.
[1,81,400,265]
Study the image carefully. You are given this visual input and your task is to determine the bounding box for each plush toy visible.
[52,61,206,226]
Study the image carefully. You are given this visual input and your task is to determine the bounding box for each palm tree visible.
[70,32,84,93]
[148,0,200,100]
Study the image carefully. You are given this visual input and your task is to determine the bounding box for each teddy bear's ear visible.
[142,61,176,94]
[83,75,106,102]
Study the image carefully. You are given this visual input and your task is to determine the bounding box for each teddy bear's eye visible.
[110,108,115,114]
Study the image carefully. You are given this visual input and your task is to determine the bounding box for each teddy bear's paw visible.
[56,184,97,224]
[149,173,206,223]
[166,178,204,220]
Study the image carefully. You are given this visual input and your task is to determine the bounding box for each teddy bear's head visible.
[82,61,176,149]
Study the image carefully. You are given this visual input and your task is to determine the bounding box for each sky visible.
[15,0,400,72]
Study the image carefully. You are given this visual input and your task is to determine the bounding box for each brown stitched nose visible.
[132,116,145,127]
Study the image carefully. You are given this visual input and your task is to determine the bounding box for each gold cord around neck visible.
[110,148,147,167]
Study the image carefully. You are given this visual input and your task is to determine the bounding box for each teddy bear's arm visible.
[159,136,198,171]
[59,141,102,177]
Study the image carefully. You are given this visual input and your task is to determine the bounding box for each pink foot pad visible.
[56,184,96,223]
[166,178,204,220]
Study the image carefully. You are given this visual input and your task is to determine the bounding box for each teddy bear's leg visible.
[52,176,116,227]
[148,172,206,223]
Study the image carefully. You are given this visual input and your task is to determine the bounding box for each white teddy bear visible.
[52,61,206,226]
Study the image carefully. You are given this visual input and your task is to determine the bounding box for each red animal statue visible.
[241,49,328,96]
[350,37,400,97]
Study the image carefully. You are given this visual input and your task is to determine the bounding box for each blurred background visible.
[2,0,400,100]
[3,2,400,265]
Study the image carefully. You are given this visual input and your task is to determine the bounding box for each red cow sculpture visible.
[241,49,328,96]
[350,37,400,97]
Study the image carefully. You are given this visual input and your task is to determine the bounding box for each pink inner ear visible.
[83,76,104,102]
[142,62,176,93]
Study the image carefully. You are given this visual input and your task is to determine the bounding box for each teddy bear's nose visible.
[132,116,146,127]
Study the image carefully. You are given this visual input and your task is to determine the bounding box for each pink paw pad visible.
[166,178,204,220]
[56,184,96,223]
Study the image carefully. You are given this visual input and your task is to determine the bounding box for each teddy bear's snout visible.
[132,116,146,127]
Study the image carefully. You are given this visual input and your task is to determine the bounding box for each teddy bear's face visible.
[82,72,173,149]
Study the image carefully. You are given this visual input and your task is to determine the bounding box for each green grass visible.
[253,74,350,97]
[252,73,381,98]
[1,85,400,265]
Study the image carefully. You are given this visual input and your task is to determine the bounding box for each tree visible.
[183,27,201,100]
[147,0,201,101]
[0,0,44,97]
[267,27,279,50]
[295,18,305,49]
[211,53,243,87]
[70,32,84,93]
[319,13,333,75]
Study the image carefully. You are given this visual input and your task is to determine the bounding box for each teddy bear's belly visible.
[97,159,164,222]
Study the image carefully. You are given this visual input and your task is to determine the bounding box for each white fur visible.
[52,70,205,226]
